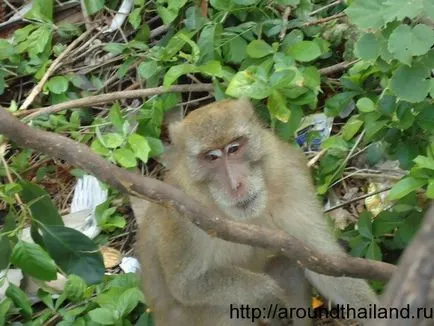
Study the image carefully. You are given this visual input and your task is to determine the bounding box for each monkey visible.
[130,98,378,326]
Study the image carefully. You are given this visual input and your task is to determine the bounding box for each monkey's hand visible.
[165,265,288,309]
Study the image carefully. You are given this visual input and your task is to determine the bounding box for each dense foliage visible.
[0,0,433,324]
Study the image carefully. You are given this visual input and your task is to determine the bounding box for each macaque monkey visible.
[131,98,378,326]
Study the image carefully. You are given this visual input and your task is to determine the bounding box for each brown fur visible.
[131,99,377,326]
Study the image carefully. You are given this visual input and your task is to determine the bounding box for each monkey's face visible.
[189,136,268,220]
[169,98,268,220]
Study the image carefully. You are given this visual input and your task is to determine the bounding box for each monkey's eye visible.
[227,142,240,155]
[204,150,221,162]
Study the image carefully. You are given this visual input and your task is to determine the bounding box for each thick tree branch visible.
[0,107,396,281]
[371,203,434,326]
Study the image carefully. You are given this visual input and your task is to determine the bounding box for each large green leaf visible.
[40,225,105,285]
[387,177,427,200]
[84,0,104,15]
[287,41,321,62]
[6,284,32,318]
[388,24,434,65]
[128,133,151,163]
[354,33,380,61]
[20,182,63,226]
[345,0,387,29]
[226,69,272,99]
[246,40,275,59]
[10,241,57,281]
[267,90,290,123]
[391,63,431,103]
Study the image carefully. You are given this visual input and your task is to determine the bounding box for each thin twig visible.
[18,30,92,111]
[307,148,327,168]
[279,7,291,40]
[302,12,345,27]
[18,84,214,120]
[318,60,359,76]
[80,0,92,31]
[309,0,342,16]
[324,186,392,213]
[329,130,365,189]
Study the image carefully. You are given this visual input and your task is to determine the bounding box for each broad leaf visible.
[11,241,57,281]
[387,177,427,200]
[40,225,105,285]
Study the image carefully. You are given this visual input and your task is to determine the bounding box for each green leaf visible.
[357,212,373,239]
[185,6,207,30]
[147,137,165,157]
[287,41,321,62]
[0,298,12,326]
[114,148,137,168]
[345,0,386,29]
[356,97,376,112]
[128,133,151,163]
[40,225,105,285]
[0,235,11,271]
[354,33,379,61]
[349,235,370,257]
[137,61,160,80]
[223,35,247,64]
[20,182,63,226]
[414,155,434,170]
[163,64,196,88]
[225,69,272,99]
[426,179,434,198]
[372,211,402,236]
[129,7,142,29]
[6,283,32,318]
[25,0,53,21]
[366,241,382,261]
[364,119,387,140]
[246,40,275,58]
[46,76,69,94]
[64,275,87,302]
[324,92,358,117]
[387,177,427,200]
[104,43,126,55]
[11,241,57,281]
[342,116,364,141]
[117,288,145,317]
[391,63,431,103]
[101,133,124,149]
[88,308,117,325]
[269,70,296,89]
[388,24,434,65]
[84,0,104,15]
[109,103,124,133]
[267,90,290,123]
[91,139,110,156]
[322,136,348,152]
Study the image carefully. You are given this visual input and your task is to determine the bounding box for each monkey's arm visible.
[158,221,286,307]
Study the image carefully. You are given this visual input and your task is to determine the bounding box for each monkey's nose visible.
[230,181,245,198]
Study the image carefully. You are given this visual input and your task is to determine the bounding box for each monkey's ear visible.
[168,121,184,145]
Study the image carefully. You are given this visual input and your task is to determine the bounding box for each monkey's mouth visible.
[235,193,258,210]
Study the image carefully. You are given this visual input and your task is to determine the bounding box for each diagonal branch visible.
[0,107,396,281]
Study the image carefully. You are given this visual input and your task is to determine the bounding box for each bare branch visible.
[370,203,434,326]
[17,84,215,120]
[0,107,396,281]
